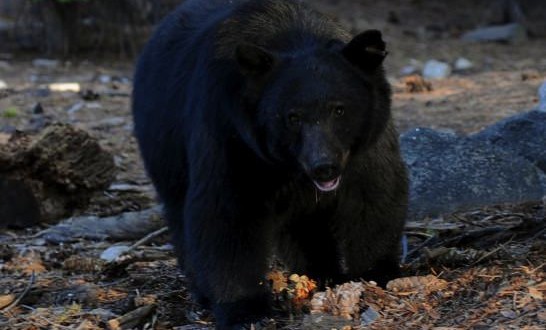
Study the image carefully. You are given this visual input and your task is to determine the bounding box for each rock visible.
[0,124,117,227]
[0,80,7,90]
[37,206,163,243]
[32,58,60,69]
[400,59,423,76]
[422,60,451,79]
[454,57,473,71]
[538,81,546,112]
[472,110,546,173]
[32,103,44,114]
[461,23,527,43]
[360,307,380,326]
[401,128,544,220]
[400,65,418,76]
[100,245,130,262]
[49,82,81,93]
[81,89,100,101]
[98,75,111,84]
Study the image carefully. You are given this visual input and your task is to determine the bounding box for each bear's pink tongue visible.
[313,176,341,192]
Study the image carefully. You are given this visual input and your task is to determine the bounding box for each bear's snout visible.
[311,163,340,182]
[298,125,345,192]
[310,162,342,192]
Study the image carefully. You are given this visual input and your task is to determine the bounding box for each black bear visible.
[132,0,408,328]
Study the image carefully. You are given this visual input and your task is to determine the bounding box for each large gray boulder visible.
[472,110,546,173]
[401,127,544,220]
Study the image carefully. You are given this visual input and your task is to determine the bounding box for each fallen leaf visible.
[500,310,517,319]
[528,287,543,300]
[0,294,15,309]
[290,274,317,300]
[266,270,288,294]
[7,252,47,275]
[310,281,365,320]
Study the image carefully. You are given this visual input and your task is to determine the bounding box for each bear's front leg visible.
[183,196,272,329]
[335,197,406,287]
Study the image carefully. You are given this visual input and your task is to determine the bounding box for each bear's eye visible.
[334,105,345,117]
[288,113,301,126]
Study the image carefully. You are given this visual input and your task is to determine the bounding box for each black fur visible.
[132,0,408,328]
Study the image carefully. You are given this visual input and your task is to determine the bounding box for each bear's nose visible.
[311,163,340,182]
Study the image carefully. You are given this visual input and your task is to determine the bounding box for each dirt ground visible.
[0,0,545,329]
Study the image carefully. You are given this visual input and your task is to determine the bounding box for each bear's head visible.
[235,30,391,192]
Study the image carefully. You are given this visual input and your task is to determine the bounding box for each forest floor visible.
[0,0,545,329]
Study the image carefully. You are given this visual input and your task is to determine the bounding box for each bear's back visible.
[215,0,351,58]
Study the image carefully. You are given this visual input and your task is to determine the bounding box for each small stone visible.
[538,81,546,112]
[0,80,7,90]
[89,308,118,322]
[454,58,473,71]
[119,77,131,85]
[81,89,100,101]
[98,75,111,84]
[361,306,380,326]
[423,60,451,79]
[100,245,130,262]
[500,310,517,319]
[400,65,418,76]
[33,103,44,114]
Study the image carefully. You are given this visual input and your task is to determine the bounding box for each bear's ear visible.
[342,30,388,72]
[235,43,276,76]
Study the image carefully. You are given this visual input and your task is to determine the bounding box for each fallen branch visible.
[35,206,163,243]
[107,304,156,330]
[128,226,169,251]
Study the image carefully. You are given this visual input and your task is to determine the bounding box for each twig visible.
[471,245,505,266]
[405,235,437,261]
[128,226,169,251]
[2,271,35,313]
[529,227,546,241]
[34,316,72,330]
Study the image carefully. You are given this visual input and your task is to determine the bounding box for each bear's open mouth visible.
[313,176,341,192]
